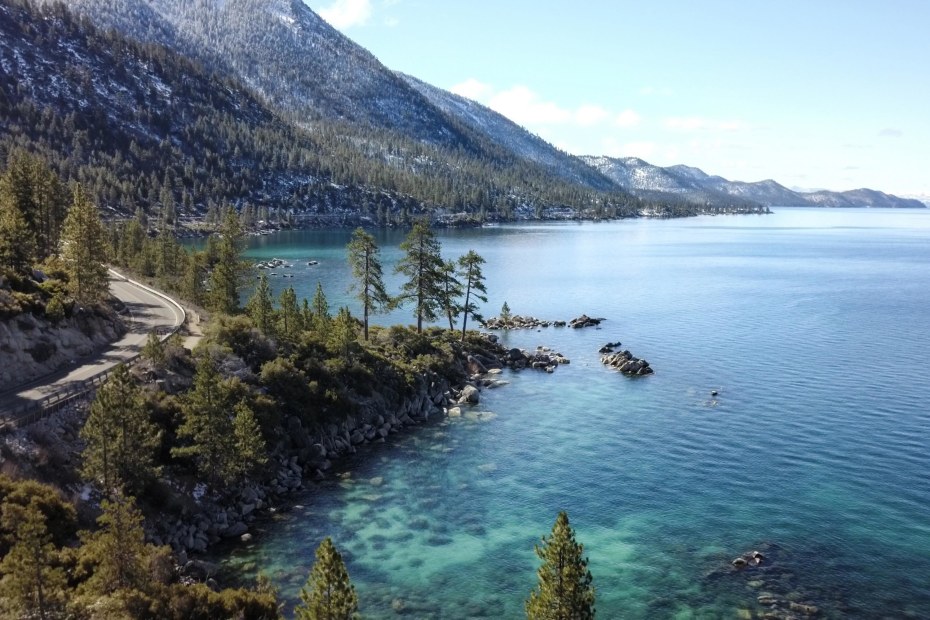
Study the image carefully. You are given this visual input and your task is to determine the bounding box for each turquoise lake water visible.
[215,208,930,618]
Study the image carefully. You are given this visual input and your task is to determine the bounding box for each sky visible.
[303,0,929,197]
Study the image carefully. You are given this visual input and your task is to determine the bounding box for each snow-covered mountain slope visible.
[401,74,617,192]
[585,157,923,208]
[48,0,479,149]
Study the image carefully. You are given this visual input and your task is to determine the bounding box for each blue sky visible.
[305,0,929,197]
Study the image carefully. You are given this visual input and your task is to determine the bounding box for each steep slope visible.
[51,0,485,152]
[0,0,324,215]
[401,74,618,192]
[6,0,648,223]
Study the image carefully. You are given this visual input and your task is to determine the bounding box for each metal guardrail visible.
[0,270,186,432]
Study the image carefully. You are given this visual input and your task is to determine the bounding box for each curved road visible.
[0,270,186,420]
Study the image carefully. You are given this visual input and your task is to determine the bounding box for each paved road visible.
[0,271,185,417]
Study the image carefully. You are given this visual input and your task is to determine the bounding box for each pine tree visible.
[525,511,595,620]
[395,221,444,333]
[77,492,152,596]
[231,402,267,480]
[207,208,248,315]
[0,199,35,274]
[458,250,488,341]
[501,301,512,323]
[0,152,68,262]
[346,227,390,340]
[295,537,359,620]
[60,184,110,302]
[141,330,167,368]
[0,502,68,620]
[80,364,160,495]
[310,281,331,333]
[438,259,463,332]
[173,357,265,488]
[246,272,275,335]
[277,286,302,344]
[328,306,358,363]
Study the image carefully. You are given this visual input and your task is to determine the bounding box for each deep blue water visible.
[216,209,930,618]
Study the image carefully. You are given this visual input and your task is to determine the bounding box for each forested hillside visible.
[2,0,658,226]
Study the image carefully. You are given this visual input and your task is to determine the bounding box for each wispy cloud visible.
[450,79,641,130]
[316,0,372,29]
[665,117,748,132]
[878,128,903,138]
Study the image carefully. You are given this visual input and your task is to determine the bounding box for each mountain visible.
[5,0,655,224]
[803,188,926,209]
[399,74,617,192]
[585,156,924,209]
[584,156,760,207]
[47,0,477,149]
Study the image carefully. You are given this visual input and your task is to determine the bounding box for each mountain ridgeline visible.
[0,0,917,229]
[584,156,925,209]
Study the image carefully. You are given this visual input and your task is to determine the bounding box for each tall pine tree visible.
[0,502,68,620]
[295,537,359,620]
[346,228,390,340]
[207,208,248,315]
[525,511,595,620]
[60,184,109,303]
[458,250,488,341]
[80,364,160,495]
[395,221,444,333]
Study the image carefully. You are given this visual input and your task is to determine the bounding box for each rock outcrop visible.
[569,314,604,328]
[600,342,653,376]
[0,307,126,391]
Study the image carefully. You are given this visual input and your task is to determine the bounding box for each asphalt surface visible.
[0,272,185,417]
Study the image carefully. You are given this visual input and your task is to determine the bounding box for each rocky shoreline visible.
[483,313,605,330]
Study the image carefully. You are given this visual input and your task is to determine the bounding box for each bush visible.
[45,295,66,323]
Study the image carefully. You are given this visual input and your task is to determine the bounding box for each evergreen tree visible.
[501,301,512,322]
[394,221,444,333]
[173,357,265,488]
[77,492,152,596]
[207,208,248,315]
[80,364,160,495]
[328,306,358,363]
[0,502,68,620]
[310,281,331,333]
[0,152,68,262]
[438,259,463,332]
[346,227,390,340]
[231,402,267,480]
[277,286,302,344]
[246,273,275,336]
[458,250,488,341]
[60,184,110,302]
[295,537,359,620]
[525,511,595,620]
[141,330,167,368]
[0,198,35,274]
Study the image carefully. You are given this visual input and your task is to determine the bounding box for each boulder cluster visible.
[503,346,570,373]
[568,314,604,328]
[483,313,605,330]
[599,342,653,376]
[717,544,823,619]
[483,315,565,329]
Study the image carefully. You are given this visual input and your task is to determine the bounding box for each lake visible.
[216,208,930,618]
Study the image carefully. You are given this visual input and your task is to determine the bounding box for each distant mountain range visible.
[583,156,925,209]
[2,0,919,224]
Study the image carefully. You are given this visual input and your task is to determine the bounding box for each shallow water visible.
[215,209,930,618]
